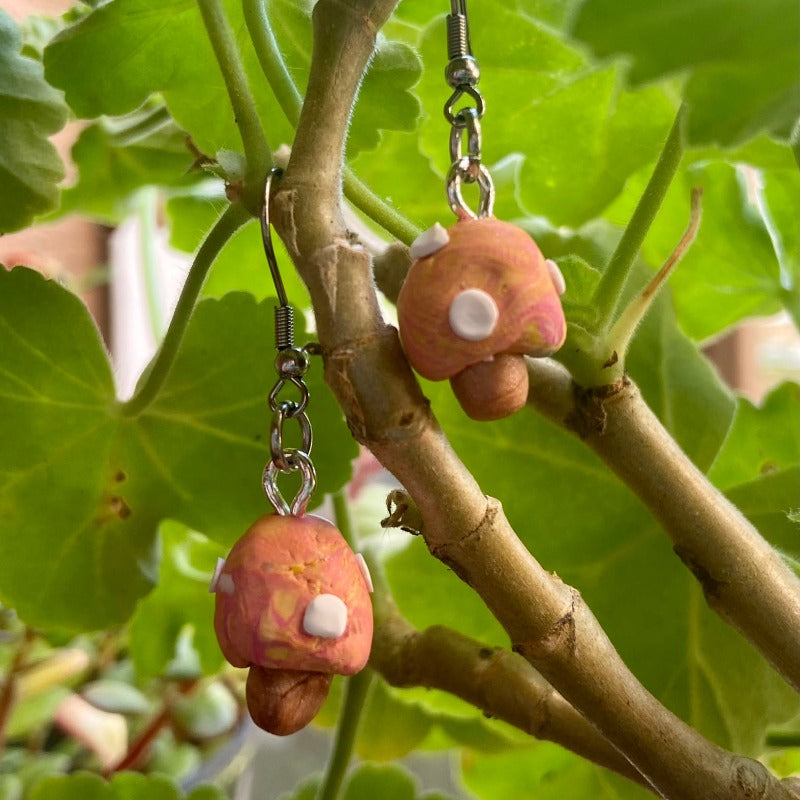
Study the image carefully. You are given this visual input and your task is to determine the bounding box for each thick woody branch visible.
[526,359,800,692]
[271,1,800,798]
[371,606,650,790]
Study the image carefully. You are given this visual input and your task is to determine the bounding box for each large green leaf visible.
[0,267,355,630]
[0,10,66,233]
[59,112,199,224]
[29,772,226,800]
[570,0,800,146]
[403,4,674,227]
[386,289,797,756]
[265,0,421,156]
[710,384,800,492]
[708,383,800,562]
[605,160,792,341]
[43,0,419,161]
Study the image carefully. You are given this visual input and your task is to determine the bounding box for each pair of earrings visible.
[211,0,566,737]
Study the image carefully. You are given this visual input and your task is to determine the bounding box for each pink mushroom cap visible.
[397,217,567,381]
[214,514,373,676]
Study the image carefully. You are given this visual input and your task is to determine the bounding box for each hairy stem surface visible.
[243,0,420,243]
[198,0,272,212]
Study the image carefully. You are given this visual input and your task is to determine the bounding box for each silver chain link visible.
[444,0,495,219]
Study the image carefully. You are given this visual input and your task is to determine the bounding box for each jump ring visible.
[270,403,312,470]
[444,85,485,125]
[446,158,495,219]
[263,450,317,516]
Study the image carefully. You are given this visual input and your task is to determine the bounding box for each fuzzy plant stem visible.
[525,358,800,692]
[197,0,272,213]
[122,204,249,416]
[266,1,800,797]
[592,103,687,328]
[242,0,420,245]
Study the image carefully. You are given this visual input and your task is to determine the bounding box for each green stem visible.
[332,490,357,549]
[122,204,250,416]
[137,187,164,341]
[197,0,272,212]
[592,103,688,327]
[780,287,800,333]
[115,105,172,146]
[343,170,421,246]
[601,185,703,382]
[315,669,374,800]
[766,731,800,748]
[242,0,420,245]
[242,0,302,127]
[790,116,800,172]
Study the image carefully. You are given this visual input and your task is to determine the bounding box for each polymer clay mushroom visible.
[211,514,373,735]
[397,217,567,420]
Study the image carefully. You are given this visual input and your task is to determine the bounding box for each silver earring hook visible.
[259,168,316,516]
[261,167,289,309]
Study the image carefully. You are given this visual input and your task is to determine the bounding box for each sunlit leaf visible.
[44,0,419,160]
[0,267,355,630]
[59,112,199,224]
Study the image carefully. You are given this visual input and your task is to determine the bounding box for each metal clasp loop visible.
[263,451,317,517]
[446,158,495,219]
[270,401,313,472]
[444,85,485,126]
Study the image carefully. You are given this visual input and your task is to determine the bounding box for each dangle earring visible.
[211,170,374,736]
[397,0,567,420]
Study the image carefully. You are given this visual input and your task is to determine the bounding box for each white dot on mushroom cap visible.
[409,222,450,260]
[355,553,374,593]
[217,574,235,595]
[448,288,499,341]
[546,258,567,295]
[303,594,348,638]
[208,557,226,593]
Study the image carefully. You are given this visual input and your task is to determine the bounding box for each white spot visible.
[217,574,235,595]
[209,557,226,593]
[273,144,292,169]
[546,259,566,295]
[410,223,450,260]
[303,594,348,638]
[448,288,499,341]
[355,553,374,593]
